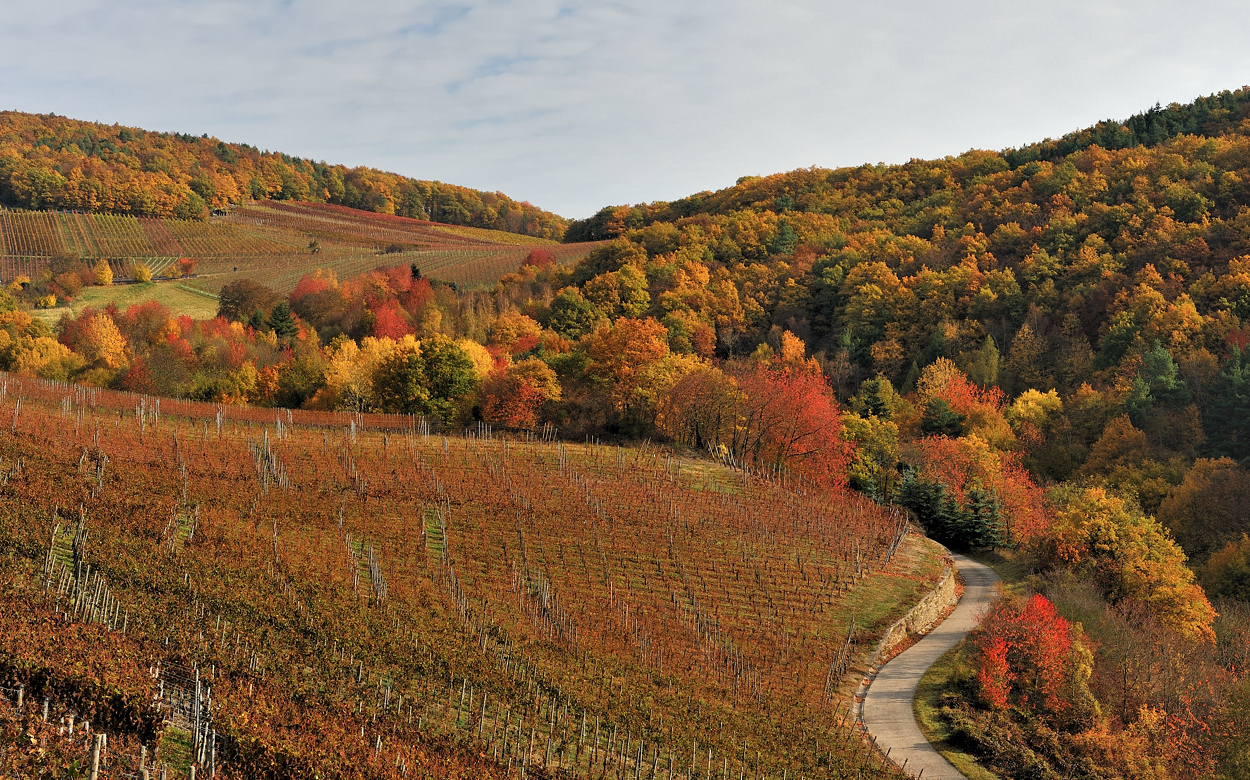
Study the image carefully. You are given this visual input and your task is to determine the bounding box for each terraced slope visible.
[0,201,602,292]
[0,373,941,779]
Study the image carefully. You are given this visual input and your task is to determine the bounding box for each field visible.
[30,281,221,327]
[0,373,941,779]
[0,202,603,294]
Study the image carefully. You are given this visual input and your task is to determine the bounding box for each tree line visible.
[0,111,568,238]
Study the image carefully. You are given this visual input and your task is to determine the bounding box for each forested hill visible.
[566,87,1250,241]
[555,87,1250,415]
[0,111,568,239]
[546,84,1250,486]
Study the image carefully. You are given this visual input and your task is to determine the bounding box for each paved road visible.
[861,553,1000,780]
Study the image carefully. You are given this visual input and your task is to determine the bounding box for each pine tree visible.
[967,485,1006,548]
[920,397,966,437]
[268,301,299,341]
[1055,314,1094,390]
[1205,345,1250,462]
[1005,323,1051,392]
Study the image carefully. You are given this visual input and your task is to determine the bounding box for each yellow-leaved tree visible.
[78,313,129,370]
[1038,485,1216,642]
[92,259,113,286]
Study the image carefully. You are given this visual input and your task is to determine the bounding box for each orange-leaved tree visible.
[730,360,850,489]
[481,358,561,429]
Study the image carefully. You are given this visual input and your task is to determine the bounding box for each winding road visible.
[861,553,1000,780]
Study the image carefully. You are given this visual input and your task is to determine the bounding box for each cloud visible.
[1,0,1249,217]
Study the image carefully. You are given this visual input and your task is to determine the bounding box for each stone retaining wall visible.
[865,561,958,670]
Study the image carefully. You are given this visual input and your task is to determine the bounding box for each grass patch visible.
[969,548,1030,596]
[156,726,194,773]
[914,640,1002,780]
[177,284,219,300]
[849,534,947,633]
[427,224,558,245]
[31,280,220,325]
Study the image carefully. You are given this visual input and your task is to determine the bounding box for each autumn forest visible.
[1,89,1250,779]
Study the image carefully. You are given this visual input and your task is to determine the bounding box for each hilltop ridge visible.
[0,111,568,239]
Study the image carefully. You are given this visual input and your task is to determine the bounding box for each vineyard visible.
[0,203,601,293]
[0,373,941,779]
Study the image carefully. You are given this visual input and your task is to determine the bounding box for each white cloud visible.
[1,0,1248,217]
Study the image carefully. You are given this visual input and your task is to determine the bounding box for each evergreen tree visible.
[1141,341,1190,406]
[267,300,299,342]
[967,485,1006,548]
[1055,313,1095,390]
[924,327,949,365]
[1004,323,1051,392]
[937,491,970,548]
[854,375,902,419]
[1205,345,1250,462]
[902,360,921,393]
[899,470,1004,549]
[920,397,966,437]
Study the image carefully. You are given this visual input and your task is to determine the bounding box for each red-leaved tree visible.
[971,594,1097,727]
[730,364,850,489]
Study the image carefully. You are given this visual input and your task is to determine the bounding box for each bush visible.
[131,262,153,283]
[92,259,113,286]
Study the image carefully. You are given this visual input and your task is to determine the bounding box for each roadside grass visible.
[847,534,947,635]
[32,280,220,326]
[914,640,1002,780]
[970,547,1030,595]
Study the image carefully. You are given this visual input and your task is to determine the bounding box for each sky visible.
[2,1,1250,219]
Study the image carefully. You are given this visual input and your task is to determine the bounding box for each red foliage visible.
[224,340,251,370]
[116,356,156,394]
[290,272,334,302]
[732,364,850,489]
[200,316,235,340]
[372,302,413,340]
[482,370,547,428]
[168,336,198,370]
[55,305,100,348]
[1228,327,1250,353]
[978,636,1013,710]
[973,595,1077,716]
[522,248,555,269]
[400,277,435,315]
[511,334,541,355]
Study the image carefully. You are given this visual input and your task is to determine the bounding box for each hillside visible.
[0,373,938,779]
[2,88,1250,780]
[0,111,568,238]
[0,200,601,298]
[541,87,1250,488]
[567,87,1250,241]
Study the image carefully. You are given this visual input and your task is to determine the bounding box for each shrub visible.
[92,259,113,286]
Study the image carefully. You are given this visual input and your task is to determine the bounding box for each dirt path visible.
[861,553,1000,779]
